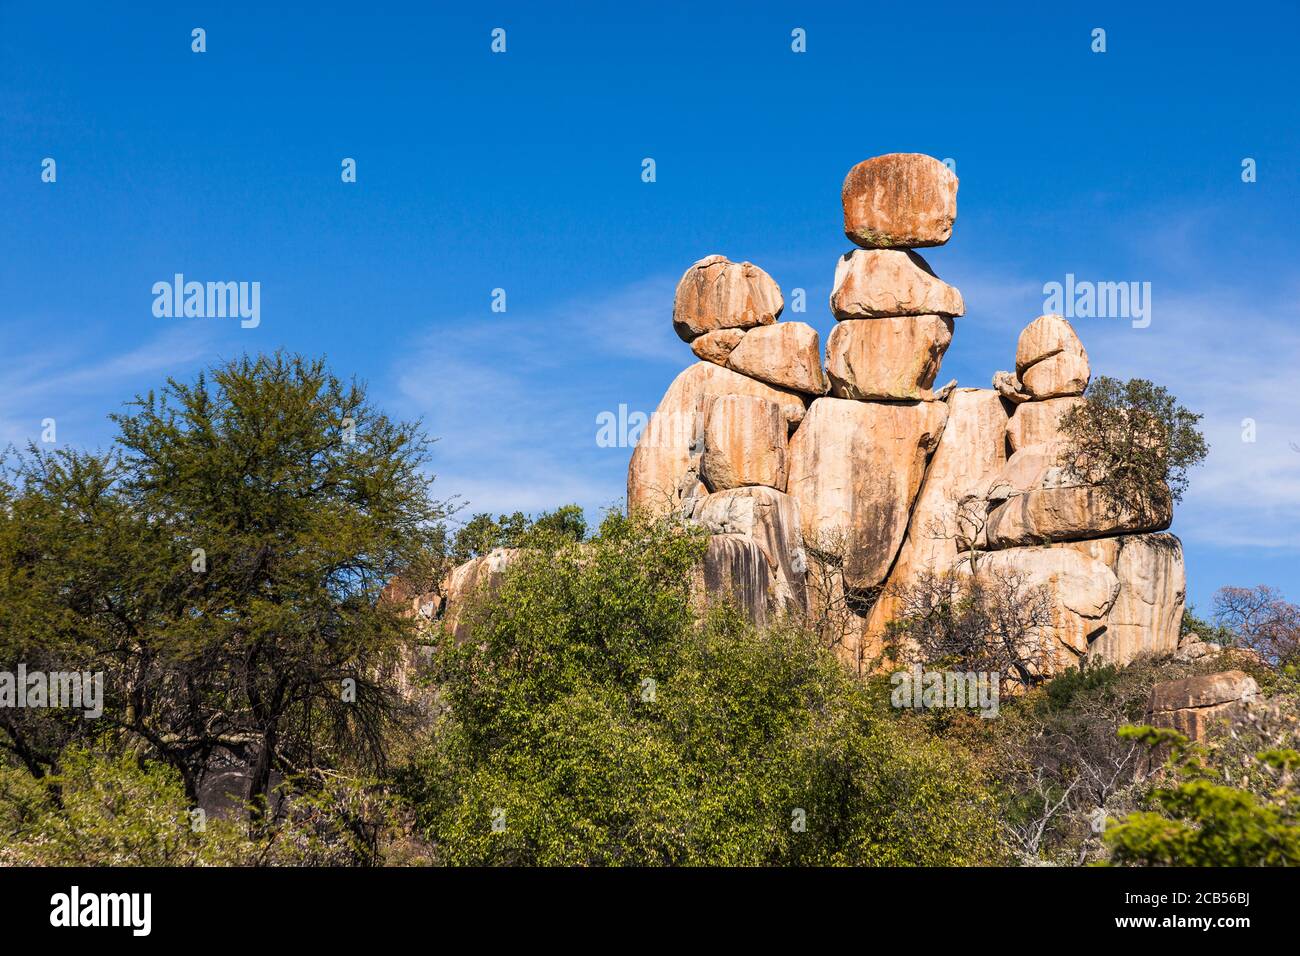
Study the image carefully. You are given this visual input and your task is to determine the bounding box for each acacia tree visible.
[1213,585,1300,666]
[1056,376,1207,521]
[0,353,448,820]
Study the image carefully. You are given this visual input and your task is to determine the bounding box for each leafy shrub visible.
[401,512,1003,865]
[0,747,410,866]
[1105,727,1300,866]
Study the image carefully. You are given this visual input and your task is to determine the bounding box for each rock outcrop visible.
[695,535,774,628]
[1016,313,1086,374]
[689,485,807,612]
[617,153,1188,678]
[627,361,807,517]
[863,388,1011,648]
[700,394,788,492]
[691,328,746,366]
[1006,396,1081,452]
[398,157,1187,692]
[1072,533,1186,663]
[787,397,947,591]
[725,321,828,395]
[1006,313,1091,400]
[984,482,1173,549]
[830,250,964,319]
[825,315,953,401]
[1148,671,1260,741]
[963,546,1120,666]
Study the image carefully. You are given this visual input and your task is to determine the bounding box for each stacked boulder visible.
[792,155,964,667]
[629,152,1188,676]
[629,254,826,622]
[863,310,1185,673]
[827,154,962,403]
[964,316,1182,669]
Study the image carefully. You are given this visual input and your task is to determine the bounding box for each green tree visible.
[1181,604,1236,647]
[0,352,448,819]
[448,504,587,563]
[402,511,1002,865]
[1056,376,1208,521]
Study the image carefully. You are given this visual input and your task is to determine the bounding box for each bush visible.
[883,566,1057,691]
[0,747,410,866]
[1105,727,1300,866]
[401,512,1003,865]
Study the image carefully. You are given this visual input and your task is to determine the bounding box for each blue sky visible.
[1,1,1298,613]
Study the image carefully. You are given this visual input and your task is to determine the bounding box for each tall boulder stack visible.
[629,254,829,622]
[827,155,963,406]
[984,315,1173,556]
[623,153,1186,675]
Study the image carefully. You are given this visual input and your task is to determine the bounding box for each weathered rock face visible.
[1006,396,1082,452]
[1022,350,1090,399]
[1016,314,1085,374]
[442,547,519,642]
[700,394,788,492]
[695,534,773,627]
[787,397,948,590]
[628,362,807,517]
[825,315,954,401]
[841,153,957,249]
[963,546,1121,665]
[985,482,1173,549]
[993,369,1031,404]
[628,154,1189,680]
[870,531,1186,674]
[1148,671,1259,741]
[691,328,746,366]
[672,255,783,342]
[726,321,828,395]
[864,388,1011,645]
[689,485,807,611]
[986,443,1076,501]
[830,249,965,320]
[1069,533,1186,664]
[1014,314,1090,399]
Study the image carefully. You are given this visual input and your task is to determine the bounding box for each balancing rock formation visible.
[628,152,1186,676]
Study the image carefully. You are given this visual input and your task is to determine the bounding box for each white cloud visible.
[389,282,676,519]
[0,323,221,448]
